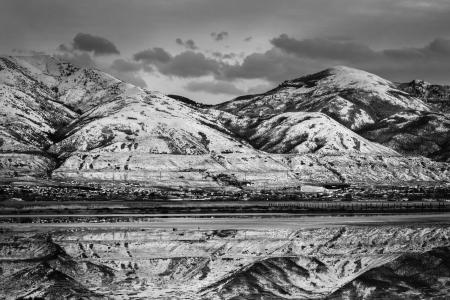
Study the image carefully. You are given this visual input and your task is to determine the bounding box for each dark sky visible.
[2,0,450,103]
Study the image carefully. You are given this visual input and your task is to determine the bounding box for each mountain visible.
[397,80,450,115]
[48,86,254,157]
[0,236,113,299]
[0,55,256,179]
[216,66,450,163]
[214,110,396,155]
[2,226,450,299]
[216,66,430,131]
[0,55,449,186]
[167,94,210,109]
[362,110,450,162]
[0,56,79,177]
[328,247,450,299]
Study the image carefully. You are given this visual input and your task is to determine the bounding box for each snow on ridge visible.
[324,65,394,90]
[250,111,397,155]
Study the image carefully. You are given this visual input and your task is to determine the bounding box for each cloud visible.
[270,34,376,62]
[222,35,450,83]
[211,31,229,41]
[133,48,221,78]
[111,58,143,72]
[133,47,172,64]
[426,38,450,55]
[185,80,244,95]
[244,36,253,42]
[270,34,450,66]
[132,35,450,86]
[221,47,316,82]
[212,52,236,59]
[159,51,221,78]
[72,33,120,55]
[246,83,275,94]
[175,38,198,50]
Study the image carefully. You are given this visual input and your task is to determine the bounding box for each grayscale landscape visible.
[1,0,450,299]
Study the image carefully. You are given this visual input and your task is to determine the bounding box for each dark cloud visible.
[111,59,143,72]
[133,47,224,78]
[221,47,315,82]
[175,38,198,50]
[130,33,450,88]
[158,51,221,78]
[133,47,172,64]
[57,43,71,52]
[244,36,253,42]
[72,33,119,56]
[175,38,183,46]
[426,38,450,55]
[211,31,229,41]
[185,80,244,95]
[217,35,450,84]
[270,34,376,61]
[211,52,236,59]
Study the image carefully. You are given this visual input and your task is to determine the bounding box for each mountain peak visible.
[217,66,429,130]
[283,65,394,92]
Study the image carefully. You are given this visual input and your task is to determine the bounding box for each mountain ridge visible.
[0,55,449,185]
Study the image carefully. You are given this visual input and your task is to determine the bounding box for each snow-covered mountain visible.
[214,110,396,155]
[0,56,76,152]
[0,55,256,178]
[2,226,450,299]
[398,79,450,102]
[362,110,450,162]
[49,86,254,157]
[217,66,430,131]
[0,55,449,184]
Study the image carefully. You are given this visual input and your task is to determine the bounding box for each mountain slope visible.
[49,86,255,156]
[0,56,79,177]
[0,237,113,299]
[215,110,397,155]
[398,79,450,113]
[0,55,448,185]
[362,111,450,162]
[3,226,450,299]
[0,55,256,178]
[0,56,77,152]
[217,66,430,131]
[328,246,450,300]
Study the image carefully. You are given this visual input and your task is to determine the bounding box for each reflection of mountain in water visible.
[0,237,113,299]
[329,247,450,300]
[1,226,450,299]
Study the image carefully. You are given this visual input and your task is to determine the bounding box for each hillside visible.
[2,226,450,299]
[49,86,254,157]
[361,110,450,162]
[0,55,255,179]
[214,110,396,155]
[216,66,430,131]
[328,247,450,299]
[0,55,449,185]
